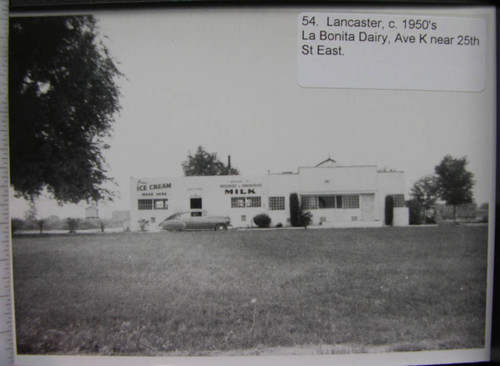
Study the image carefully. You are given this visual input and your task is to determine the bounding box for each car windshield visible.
[166,213,181,220]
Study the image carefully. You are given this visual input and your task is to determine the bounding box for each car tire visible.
[215,224,227,231]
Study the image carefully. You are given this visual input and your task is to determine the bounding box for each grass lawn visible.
[12,225,488,355]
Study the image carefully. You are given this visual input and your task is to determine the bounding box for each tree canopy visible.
[9,16,122,204]
[410,175,440,210]
[410,155,475,224]
[434,155,475,206]
[434,155,475,223]
[182,146,239,176]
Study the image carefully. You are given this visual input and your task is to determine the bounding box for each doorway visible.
[190,198,202,209]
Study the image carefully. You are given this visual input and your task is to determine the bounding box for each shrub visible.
[138,219,149,231]
[253,214,271,228]
[78,218,101,230]
[11,218,24,233]
[300,210,313,228]
[385,195,394,226]
[425,216,436,224]
[276,223,283,228]
[290,193,313,227]
[37,219,45,234]
[66,218,80,233]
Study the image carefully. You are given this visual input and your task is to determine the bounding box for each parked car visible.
[159,210,231,231]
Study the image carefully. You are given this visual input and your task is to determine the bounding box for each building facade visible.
[129,159,409,231]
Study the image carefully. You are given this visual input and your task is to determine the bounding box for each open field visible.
[12,225,488,355]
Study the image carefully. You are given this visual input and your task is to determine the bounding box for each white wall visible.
[131,175,270,230]
[394,207,410,226]
[266,173,299,227]
[298,166,378,193]
[130,166,409,230]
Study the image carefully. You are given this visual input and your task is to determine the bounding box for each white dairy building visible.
[129,158,409,231]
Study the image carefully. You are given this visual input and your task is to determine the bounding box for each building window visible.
[301,195,318,209]
[241,215,246,222]
[154,199,168,210]
[269,196,285,210]
[342,195,360,209]
[231,197,246,208]
[318,195,336,208]
[391,194,405,208]
[301,195,360,209]
[231,197,261,208]
[138,199,153,210]
[247,197,261,208]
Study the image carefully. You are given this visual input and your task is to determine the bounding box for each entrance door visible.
[360,194,375,221]
[190,198,202,209]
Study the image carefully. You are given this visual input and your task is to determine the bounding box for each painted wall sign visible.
[137,182,172,191]
[224,189,257,195]
[220,183,262,195]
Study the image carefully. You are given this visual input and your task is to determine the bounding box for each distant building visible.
[85,205,99,219]
[130,159,409,231]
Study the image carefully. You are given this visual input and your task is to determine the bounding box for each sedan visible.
[159,210,231,231]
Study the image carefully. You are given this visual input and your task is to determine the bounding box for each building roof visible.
[315,157,337,167]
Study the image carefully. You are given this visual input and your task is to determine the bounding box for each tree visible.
[299,210,313,228]
[410,175,440,222]
[434,155,475,223]
[407,199,424,225]
[9,16,122,204]
[289,193,301,227]
[410,175,440,209]
[99,220,106,233]
[45,215,62,230]
[11,218,24,234]
[182,146,239,176]
[66,218,80,233]
[23,201,45,232]
[289,193,313,228]
[384,195,394,226]
[37,219,46,234]
[138,219,149,231]
[23,202,37,223]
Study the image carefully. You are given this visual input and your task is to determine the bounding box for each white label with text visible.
[298,12,486,91]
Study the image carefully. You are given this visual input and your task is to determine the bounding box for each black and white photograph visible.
[7,5,496,366]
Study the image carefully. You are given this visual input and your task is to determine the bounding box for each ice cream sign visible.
[137,181,172,191]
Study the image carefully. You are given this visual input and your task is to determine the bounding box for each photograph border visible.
[7,1,498,365]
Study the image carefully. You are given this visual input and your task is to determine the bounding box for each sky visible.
[10,7,496,219]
